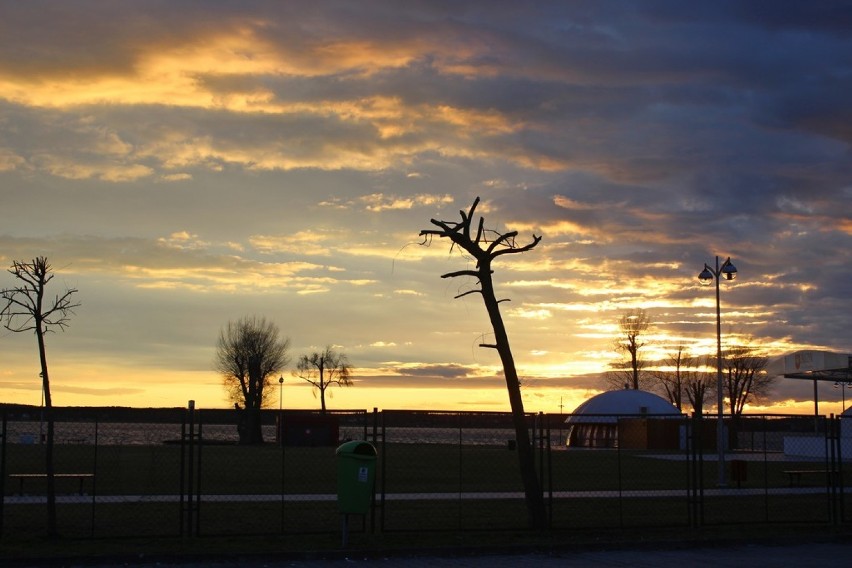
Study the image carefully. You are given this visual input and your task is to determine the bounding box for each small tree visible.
[294,346,353,413]
[606,309,651,390]
[1,257,79,537]
[721,343,771,449]
[651,344,688,410]
[683,356,716,417]
[419,196,547,529]
[215,316,290,444]
[723,344,772,416]
[650,345,715,416]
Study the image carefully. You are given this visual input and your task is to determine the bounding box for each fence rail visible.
[0,406,848,540]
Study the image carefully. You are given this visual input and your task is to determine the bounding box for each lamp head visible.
[698,266,714,285]
[721,258,737,281]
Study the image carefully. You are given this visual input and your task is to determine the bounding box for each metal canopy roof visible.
[767,350,852,420]
[768,350,852,382]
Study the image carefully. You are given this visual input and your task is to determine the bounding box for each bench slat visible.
[9,473,93,477]
[782,469,836,487]
[8,473,94,495]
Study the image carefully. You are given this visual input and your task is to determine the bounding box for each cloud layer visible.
[1,2,850,413]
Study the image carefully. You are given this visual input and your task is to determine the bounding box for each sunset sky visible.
[1,2,850,415]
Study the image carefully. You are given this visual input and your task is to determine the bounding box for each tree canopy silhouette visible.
[215,316,290,444]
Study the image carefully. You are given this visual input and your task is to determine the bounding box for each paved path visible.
[25,541,851,568]
[2,484,831,505]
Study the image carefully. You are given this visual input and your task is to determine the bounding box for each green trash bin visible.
[335,440,377,514]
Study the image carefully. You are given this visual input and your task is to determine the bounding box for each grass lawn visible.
[2,441,847,549]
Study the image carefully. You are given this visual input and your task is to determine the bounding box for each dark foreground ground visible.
[6,541,852,568]
[135,542,852,568]
[4,529,852,568]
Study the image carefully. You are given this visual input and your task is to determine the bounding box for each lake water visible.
[4,420,559,447]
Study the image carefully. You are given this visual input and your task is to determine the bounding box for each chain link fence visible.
[1,405,849,541]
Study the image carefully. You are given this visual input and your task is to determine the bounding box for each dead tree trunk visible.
[37,330,58,538]
[420,197,547,529]
[1,258,77,538]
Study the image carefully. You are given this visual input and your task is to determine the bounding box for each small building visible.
[565,389,683,449]
[277,413,340,446]
[784,404,852,459]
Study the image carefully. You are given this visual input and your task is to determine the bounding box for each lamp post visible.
[278,376,284,444]
[698,255,737,487]
[835,381,851,413]
[39,372,45,444]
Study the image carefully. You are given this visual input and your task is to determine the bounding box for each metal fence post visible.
[828,414,839,525]
[546,417,552,529]
[689,412,704,528]
[838,415,846,523]
[378,408,386,533]
[186,400,195,536]
[457,412,463,532]
[280,409,286,534]
[762,415,769,523]
[90,418,99,537]
[180,400,200,537]
[0,412,6,539]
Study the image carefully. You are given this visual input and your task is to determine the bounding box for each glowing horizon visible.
[1,3,850,416]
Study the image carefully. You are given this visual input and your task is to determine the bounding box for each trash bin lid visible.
[335,440,377,457]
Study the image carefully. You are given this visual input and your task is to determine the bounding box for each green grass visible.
[5,443,840,496]
[2,441,848,555]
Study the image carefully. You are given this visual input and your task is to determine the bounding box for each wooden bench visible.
[782,469,836,487]
[8,473,94,495]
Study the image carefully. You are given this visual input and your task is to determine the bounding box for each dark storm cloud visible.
[640,1,852,35]
[756,77,852,144]
[393,364,474,379]
[1,1,850,411]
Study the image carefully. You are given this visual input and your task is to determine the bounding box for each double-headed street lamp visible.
[698,255,737,487]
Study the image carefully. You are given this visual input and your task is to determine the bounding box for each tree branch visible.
[491,234,542,259]
[485,230,518,255]
[454,289,482,300]
[441,269,481,279]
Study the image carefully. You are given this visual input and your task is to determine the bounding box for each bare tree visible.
[683,356,716,417]
[606,309,651,390]
[723,344,772,416]
[1,257,79,537]
[419,196,547,529]
[719,343,771,450]
[215,316,290,444]
[294,346,353,413]
[650,345,715,416]
[650,344,688,410]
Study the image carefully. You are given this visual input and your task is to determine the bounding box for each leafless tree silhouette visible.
[722,342,772,448]
[419,196,547,529]
[215,316,290,444]
[650,344,715,415]
[607,308,651,390]
[683,356,716,417]
[294,346,353,413]
[1,257,79,537]
[723,343,772,416]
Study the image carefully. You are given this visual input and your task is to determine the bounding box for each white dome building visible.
[565,389,683,449]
